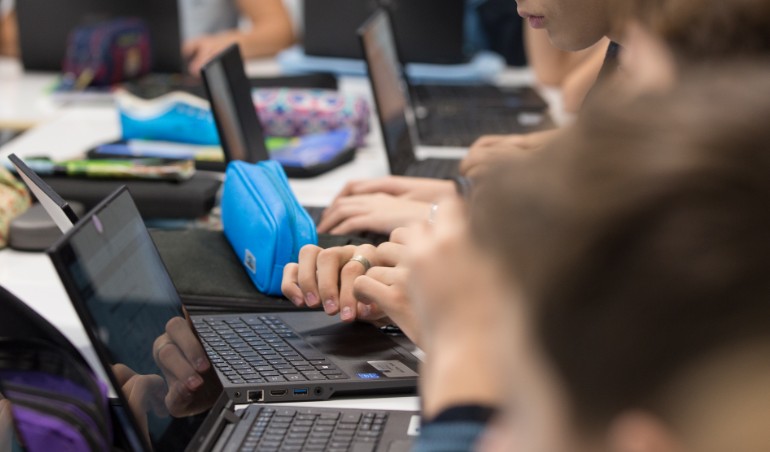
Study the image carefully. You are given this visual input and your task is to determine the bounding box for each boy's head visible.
[471,66,770,452]
[613,0,770,61]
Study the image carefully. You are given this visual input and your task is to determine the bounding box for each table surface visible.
[0,55,562,412]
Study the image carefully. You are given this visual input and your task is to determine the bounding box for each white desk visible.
[0,58,560,413]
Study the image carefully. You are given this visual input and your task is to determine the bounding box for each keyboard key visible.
[341,413,361,424]
[350,443,376,452]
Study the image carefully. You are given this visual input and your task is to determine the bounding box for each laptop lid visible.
[47,187,220,451]
[200,44,270,164]
[16,0,183,73]
[304,0,466,64]
[8,154,79,233]
[359,10,420,176]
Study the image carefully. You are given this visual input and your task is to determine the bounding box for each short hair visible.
[471,64,770,431]
[612,0,770,60]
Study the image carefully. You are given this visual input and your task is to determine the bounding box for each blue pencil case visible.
[221,160,317,295]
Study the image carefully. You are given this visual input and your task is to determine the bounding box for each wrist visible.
[420,340,503,419]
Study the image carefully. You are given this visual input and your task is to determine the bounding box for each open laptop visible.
[304,0,467,65]
[16,0,183,73]
[47,186,419,408]
[8,154,80,233]
[359,10,551,158]
[200,44,357,179]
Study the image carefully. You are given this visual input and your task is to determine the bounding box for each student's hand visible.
[153,315,222,417]
[316,193,433,235]
[113,364,168,444]
[282,244,390,323]
[353,229,420,344]
[0,398,12,451]
[333,177,456,203]
[461,130,558,177]
[407,197,518,418]
[183,32,242,76]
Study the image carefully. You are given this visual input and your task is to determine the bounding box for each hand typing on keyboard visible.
[281,243,389,323]
[407,197,517,419]
[316,176,455,235]
[460,130,559,178]
[153,313,223,417]
[282,227,422,344]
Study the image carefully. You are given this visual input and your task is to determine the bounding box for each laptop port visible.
[313,387,323,396]
[247,390,264,402]
[293,388,308,396]
[269,389,287,397]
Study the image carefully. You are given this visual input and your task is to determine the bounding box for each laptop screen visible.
[359,10,419,175]
[48,188,216,451]
[201,44,270,164]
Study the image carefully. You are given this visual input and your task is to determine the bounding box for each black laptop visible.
[199,44,357,179]
[359,10,552,153]
[47,187,420,408]
[16,0,183,73]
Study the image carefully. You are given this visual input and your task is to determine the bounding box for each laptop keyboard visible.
[194,316,349,385]
[240,406,388,452]
[411,84,502,104]
[405,158,459,179]
[417,113,528,147]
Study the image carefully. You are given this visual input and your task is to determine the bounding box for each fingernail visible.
[360,304,371,317]
[187,375,203,390]
[341,306,353,321]
[196,358,209,372]
[306,292,318,306]
[292,297,304,307]
[324,299,337,311]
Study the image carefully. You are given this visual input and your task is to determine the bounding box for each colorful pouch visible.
[253,88,371,147]
[221,161,317,295]
[62,18,152,88]
[0,166,31,249]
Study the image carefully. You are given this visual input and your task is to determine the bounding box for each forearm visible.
[420,338,504,420]
[237,18,294,58]
[235,0,294,58]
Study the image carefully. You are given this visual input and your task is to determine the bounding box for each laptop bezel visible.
[358,9,421,176]
[200,44,270,165]
[8,154,79,233]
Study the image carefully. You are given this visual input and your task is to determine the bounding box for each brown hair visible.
[612,0,770,60]
[471,64,770,431]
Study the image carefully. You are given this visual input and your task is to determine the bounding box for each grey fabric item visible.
[150,228,370,312]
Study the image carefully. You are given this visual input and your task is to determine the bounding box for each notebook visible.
[47,187,420,409]
[359,9,552,177]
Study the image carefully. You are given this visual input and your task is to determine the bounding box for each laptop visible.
[47,186,419,407]
[304,0,467,65]
[8,154,80,233]
[359,10,552,158]
[200,44,357,179]
[16,0,183,73]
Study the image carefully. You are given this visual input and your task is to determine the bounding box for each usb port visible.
[293,388,308,396]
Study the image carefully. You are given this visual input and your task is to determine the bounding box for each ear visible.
[606,411,684,452]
